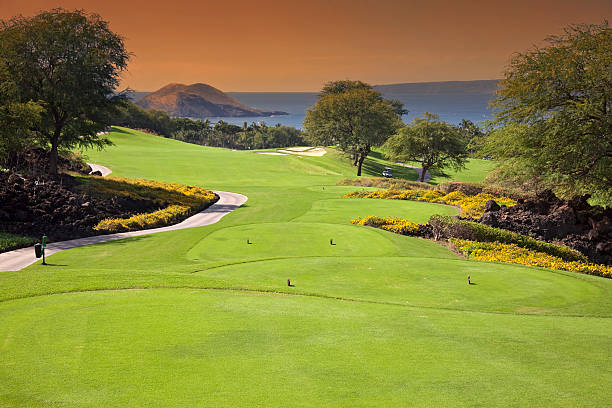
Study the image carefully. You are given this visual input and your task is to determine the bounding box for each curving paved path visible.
[396,163,431,182]
[87,163,112,177]
[0,163,247,272]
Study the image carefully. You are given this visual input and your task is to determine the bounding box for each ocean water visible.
[224,92,317,129]
[217,90,496,129]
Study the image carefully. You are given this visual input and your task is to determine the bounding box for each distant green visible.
[431,157,498,183]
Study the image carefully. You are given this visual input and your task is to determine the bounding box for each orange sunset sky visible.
[2,0,611,91]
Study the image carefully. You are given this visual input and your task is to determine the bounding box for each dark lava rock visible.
[0,170,160,242]
[478,189,612,265]
[14,210,30,222]
[4,147,91,175]
[479,211,499,228]
[484,200,501,212]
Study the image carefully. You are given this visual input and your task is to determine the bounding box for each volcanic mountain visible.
[136,83,287,118]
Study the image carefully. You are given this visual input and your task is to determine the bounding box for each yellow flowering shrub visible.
[351,216,420,235]
[451,239,612,279]
[89,177,216,232]
[337,177,433,190]
[429,215,586,262]
[83,177,216,207]
[344,188,515,218]
[94,205,189,233]
[419,189,446,202]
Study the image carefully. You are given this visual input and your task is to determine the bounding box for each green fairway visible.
[293,197,457,224]
[431,158,499,183]
[188,222,401,260]
[390,155,497,184]
[0,127,610,407]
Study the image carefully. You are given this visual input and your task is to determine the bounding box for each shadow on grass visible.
[362,153,418,181]
[426,169,452,185]
[49,234,154,252]
[110,127,132,135]
[93,234,153,247]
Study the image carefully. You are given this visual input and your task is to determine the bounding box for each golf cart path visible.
[0,165,247,272]
[397,163,431,182]
[87,162,112,176]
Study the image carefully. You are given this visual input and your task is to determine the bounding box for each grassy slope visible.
[432,157,499,183]
[0,127,610,407]
[370,147,497,184]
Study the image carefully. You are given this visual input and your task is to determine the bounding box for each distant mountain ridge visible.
[131,80,501,101]
[373,80,500,95]
[130,80,500,125]
[135,83,288,118]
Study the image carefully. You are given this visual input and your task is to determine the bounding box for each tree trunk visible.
[48,134,60,175]
[48,118,64,175]
[352,152,358,166]
[357,154,366,176]
[419,164,429,182]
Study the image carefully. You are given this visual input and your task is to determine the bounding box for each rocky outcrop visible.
[0,172,158,241]
[136,83,287,118]
[478,191,612,265]
[5,148,91,176]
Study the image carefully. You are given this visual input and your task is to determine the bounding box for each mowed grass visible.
[293,197,457,224]
[431,158,499,183]
[1,289,610,407]
[0,127,611,407]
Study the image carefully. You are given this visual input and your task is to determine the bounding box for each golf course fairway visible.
[0,128,610,407]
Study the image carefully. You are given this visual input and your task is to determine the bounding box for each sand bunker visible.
[257,152,288,155]
[283,147,314,152]
[277,148,327,156]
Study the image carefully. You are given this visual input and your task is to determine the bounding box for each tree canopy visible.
[458,119,485,155]
[304,80,403,176]
[383,113,468,182]
[0,60,43,165]
[0,8,130,174]
[484,22,612,203]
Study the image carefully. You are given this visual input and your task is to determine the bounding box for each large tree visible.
[458,119,485,156]
[304,80,403,176]
[0,8,130,174]
[383,113,468,182]
[484,22,612,202]
[0,60,43,165]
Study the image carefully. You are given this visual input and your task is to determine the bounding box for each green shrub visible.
[437,181,531,200]
[351,216,421,235]
[345,189,515,218]
[0,232,36,253]
[437,181,484,196]
[337,177,434,190]
[429,215,586,262]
